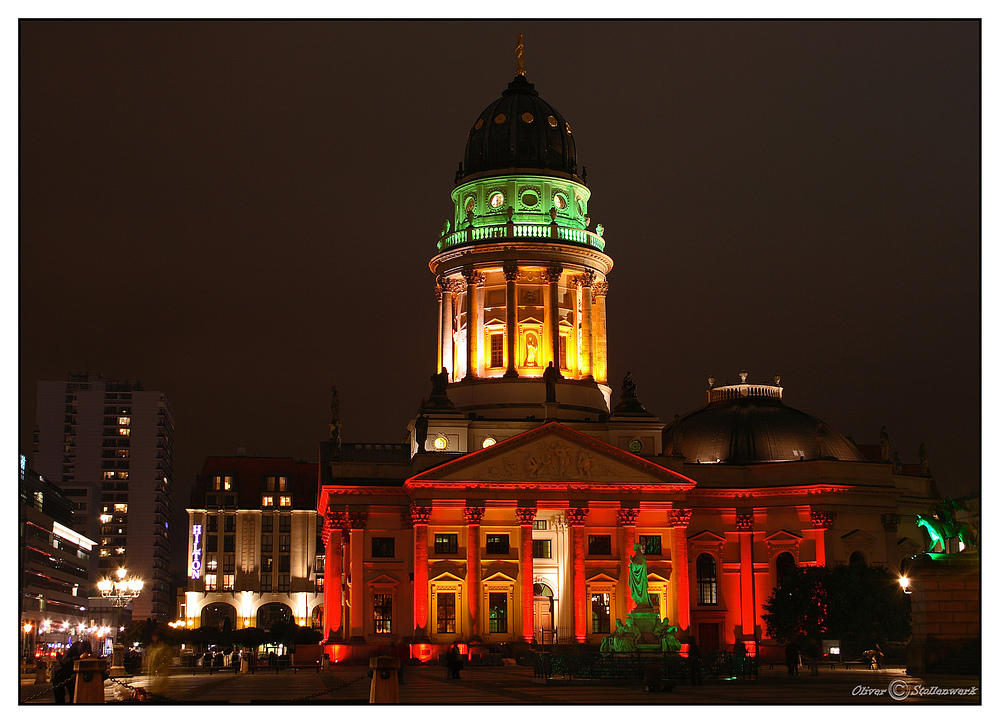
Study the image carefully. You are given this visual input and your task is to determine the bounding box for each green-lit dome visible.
[459,74,582,184]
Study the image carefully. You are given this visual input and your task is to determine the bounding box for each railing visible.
[708,384,782,403]
[537,650,758,682]
[437,222,606,252]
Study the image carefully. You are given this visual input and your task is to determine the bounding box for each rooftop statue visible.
[629,542,651,608]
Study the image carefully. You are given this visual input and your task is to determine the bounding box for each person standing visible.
[784,640,799,676]
[687,641,702,686]
[448,644,463,679]
[52,642,80,703]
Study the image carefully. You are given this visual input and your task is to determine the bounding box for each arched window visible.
[849,551,867,566]
[533,583,554,598]
[201,602,237,631]
[696,553,717,605]
[775,551,796,589]
[311,604,324,630]
[256,602,292,632]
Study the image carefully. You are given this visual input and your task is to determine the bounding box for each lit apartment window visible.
[262,495,274,508]
[118,428,130,436]
[114,504,128,513]
[212,476,233,491]
[434,534,458,555]
[205,574,218,591]
[118,417,131,425]
[100,548,110,557]
[117,449,130,458]
[205,553,218,571]
[116,471,129,479]
[279,496,291,507]
[223,575,235,591]
[103,472,115,480]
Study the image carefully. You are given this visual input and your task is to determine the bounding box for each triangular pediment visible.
[407,422,696,488]
[429,562,467,581]
[482,566,518,582]
[688,530,726,543]
[367,572,400,585]
[841,529,877,543]
[586,571,619,583]
[764,530,804,543]
[521,315,543,325]
[429,570,465,583]
[484,314,505,326]
[647,569,671,583]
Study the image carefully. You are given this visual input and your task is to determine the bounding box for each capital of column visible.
[503,264,520,283]
[735,509,755,531]
[574,270,595,287]
[515,507,537,526]
[463,269,486,285]
[322,510,348,543]
[668,508,693,528]
[410,503,433,525]
[463,506,485,525]
[617,507,640,526]
[435,283,443,301]
[567,507,589,526]
[592,280,609,298]
[348,511,368,530]
[444,277,465,294]
[809,509,837,529]
[542,265,563,284]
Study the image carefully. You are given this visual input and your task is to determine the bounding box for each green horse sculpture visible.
[916,512,977,553]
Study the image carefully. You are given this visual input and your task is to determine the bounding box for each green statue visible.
[629,543,651,607]
[916,498,978,553]
[599,614,640,653]
[653,617,681,653]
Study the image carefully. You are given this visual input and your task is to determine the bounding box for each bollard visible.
[73,658,107,703]
[368,656,400,703]
[240,657,249,674]
[34,659,48,684]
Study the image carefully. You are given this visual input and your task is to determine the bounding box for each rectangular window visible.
[559,335,568,369]
[532,520,548,531]
[207,515,218,533]
[278,555,290,572]
[205,553,218,571]
[205,573,217,591]
[316,575,324,593]
[490,333,504,367]
[434,533,458,555]
[261,515,273,533]
[279,515,291,533]
[260,573,272,592]
[315,554,325,573]
[372,537,395,558]
[118,416,130,426]
[436,592,456,633]
[639,535,661,556]
[260,554,273,573]
[223,574,234,591]
[118,428,130,437]
[373,594,393,634]
[591,593,611,633]
[650,593,660,614]
[279,535,290,553]
[532,539,552,559]
[488,592,508,633]
[278,574,290,592]
[260,534,273,553]
[206,535,218,553]
[279,495,291,507]
[588,535,612,556]
[224,515,236,532]
[223,553,235,573]
[486,534,509,555]
[261,495,274,508]
[223,535,235,553]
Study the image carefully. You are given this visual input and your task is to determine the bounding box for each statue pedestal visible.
[629,608,661,647]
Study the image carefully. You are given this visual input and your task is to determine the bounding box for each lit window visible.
[114,504,128,513]
[116,471,128,479]
[434,534,458,555]
[373,594,393,634]
[697,553,718,605]
[489,592,507,633]
[118,417,130,425]
[118,428,130,436]
[205,574,217,591]
[437,592,456,633]
[103,472,115,480]
[223,575,235,591]
[99,549,110,557]
[433,435,448,451]
[532,520,547,531]
[489,191,505,208]
[261,496,273,508]
[117,449,130,458]
[489,333,504,367]
[279,496,291,507]
[532,539,552,559]
[591,593,611,633]
[553,193,567,210]
[638,535,661,556]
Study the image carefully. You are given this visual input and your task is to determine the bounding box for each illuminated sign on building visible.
[190,524,203,579]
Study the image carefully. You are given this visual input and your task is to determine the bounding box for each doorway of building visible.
[698,622,720,653]
[533,583,554,644]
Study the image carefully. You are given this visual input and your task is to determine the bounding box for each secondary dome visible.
[663,375,867,465]
[459,74,582,183]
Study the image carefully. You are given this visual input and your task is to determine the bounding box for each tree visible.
[762,564,911,645]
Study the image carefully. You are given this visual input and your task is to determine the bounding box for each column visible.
[348,510,367,641]
[322,511,346,642]
[592,281,608,384]
[669,509,692,633]
[543,265,563,373]
[441,279,455,380]
[503,264,519,378]
[618,507,639,614]
[411,504,432,640]
[736,509,755,639]
[463,269,484,380]
[810,509,837,567]
[578,271,594,379]
[516,506,537,642]
[464,506,484,640]
[435,281,444,375]
[567,507,589,643]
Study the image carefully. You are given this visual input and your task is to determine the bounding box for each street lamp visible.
[97,567,143,675]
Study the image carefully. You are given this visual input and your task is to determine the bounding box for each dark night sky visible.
[18,20,981,574]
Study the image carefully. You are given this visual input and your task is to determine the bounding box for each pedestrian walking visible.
[52,642,81,703]
[784,640,799,676]
[448,644,463,679]
[687,641,702,686]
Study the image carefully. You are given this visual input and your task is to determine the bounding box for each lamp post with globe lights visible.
[97,567,143,676]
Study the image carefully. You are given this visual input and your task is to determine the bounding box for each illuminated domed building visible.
[183,44,942,661]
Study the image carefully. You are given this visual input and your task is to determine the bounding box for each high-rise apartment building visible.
[33,374,174,621]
